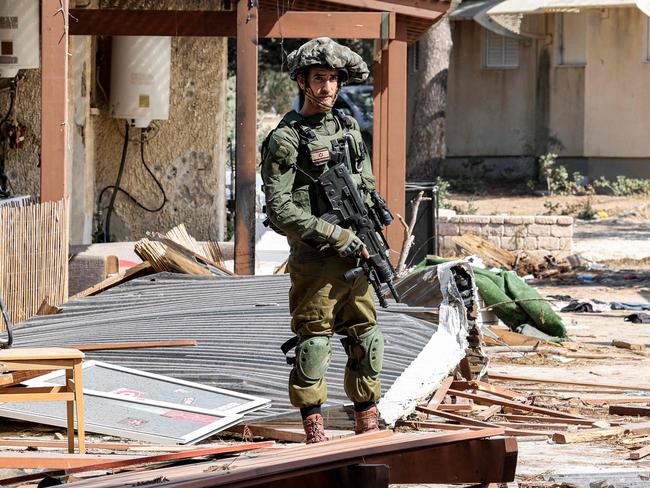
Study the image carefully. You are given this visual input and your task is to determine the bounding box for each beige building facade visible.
[446,2,650,180]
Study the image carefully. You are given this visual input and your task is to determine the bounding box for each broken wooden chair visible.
[0,347,86,453]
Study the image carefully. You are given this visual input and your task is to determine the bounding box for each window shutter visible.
[503,37,520,67]
[485,30,519,68]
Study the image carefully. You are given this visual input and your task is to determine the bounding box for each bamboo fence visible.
[0,198,69,327]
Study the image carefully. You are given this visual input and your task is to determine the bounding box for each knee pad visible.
[295,336,332,383]
[343,327,384,377]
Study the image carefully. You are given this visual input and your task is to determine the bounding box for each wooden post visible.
[234,0,258,275]
[40,0,69,203]
[373,20,407,263]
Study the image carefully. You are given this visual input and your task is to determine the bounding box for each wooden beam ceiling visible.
[68,9,394,39]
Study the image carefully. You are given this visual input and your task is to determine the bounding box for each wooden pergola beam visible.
[325,0,449,17]
[68,9,394,39]
[234,0,258,276]
[40,0,69,203]
[373,22,408,261]
[60,3,436,273]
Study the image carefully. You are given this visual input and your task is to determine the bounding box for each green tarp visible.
[422,258,567,338]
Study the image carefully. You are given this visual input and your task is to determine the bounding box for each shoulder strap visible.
[333,108,353,131]
[294,120,317,146]
[259,129,275,166]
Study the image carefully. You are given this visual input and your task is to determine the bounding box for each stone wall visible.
[438,215,574,256]
[1,69,41,198]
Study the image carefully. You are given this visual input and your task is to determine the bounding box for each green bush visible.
[592,175,650,196]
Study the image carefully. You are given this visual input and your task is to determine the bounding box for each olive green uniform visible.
[261,110,382,408]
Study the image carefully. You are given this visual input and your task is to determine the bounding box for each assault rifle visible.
[318,145,400,308]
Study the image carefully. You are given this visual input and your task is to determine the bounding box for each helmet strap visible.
[303,85,339,112]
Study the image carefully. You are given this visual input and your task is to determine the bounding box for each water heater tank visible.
[0,0,40,78]
[110,36,171,128]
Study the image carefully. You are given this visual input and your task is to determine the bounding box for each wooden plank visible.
[0,439,251,452]
[0,392,74,403]
[230,424,354,443]
[1,441,275,485]
[234,0,258,276]
[15,430,515,487]
[447,388,587,420]
[426,376,453,410]
[492,422,578,431]
[70,261,154,299]
[578,397,650,406]
[0,370,48,387]
[499,414,597,426]
[475,405,502,421]
[487,327,557,347]
[452,234,515,270]
[66,340,198,351]
[0,453,133,469]
[609,404,650,417]
[0,348,84,361]
[398,420,483,431]
[552,422,650,444]
[451,380,524,401]
[70,9,390,39]
[417,405,494,428]
[629,444,650,460]
[40,0,69,203]
[401,418,549,437]
[612,339,645,351]
[383,22,407,261]
[324,0,449,17]
[261,11,386,38]
[487,372,650,393]
[438,403,473,412]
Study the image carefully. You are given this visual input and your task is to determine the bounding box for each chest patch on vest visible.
[310,148,331,165]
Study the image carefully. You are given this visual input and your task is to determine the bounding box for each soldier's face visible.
[299,67,339,111]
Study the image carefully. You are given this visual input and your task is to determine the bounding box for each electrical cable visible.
[103,121,130,242]
[98,124,167,242]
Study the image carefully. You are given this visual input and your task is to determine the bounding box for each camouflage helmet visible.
[287,37,369,85]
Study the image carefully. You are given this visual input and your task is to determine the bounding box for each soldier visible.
[261,38,383,444]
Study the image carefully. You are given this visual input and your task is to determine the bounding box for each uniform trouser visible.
[287,254,380,408]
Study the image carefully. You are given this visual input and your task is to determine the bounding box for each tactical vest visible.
[262,109,372,235]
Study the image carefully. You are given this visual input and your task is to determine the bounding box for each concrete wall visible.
[447,21,537,157]
[584,8,650,159]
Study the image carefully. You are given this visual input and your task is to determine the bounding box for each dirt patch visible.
[446,193,650,218]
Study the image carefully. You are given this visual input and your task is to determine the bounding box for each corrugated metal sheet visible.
[13,273,438,419]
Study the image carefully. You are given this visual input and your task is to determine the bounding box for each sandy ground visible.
[488,283,650,486]
[446,193,650,219]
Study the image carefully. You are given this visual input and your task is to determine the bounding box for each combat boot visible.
[303,413,327,444]
[354,405,379,434]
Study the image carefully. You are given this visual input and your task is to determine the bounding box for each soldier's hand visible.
[328,225,365,257]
